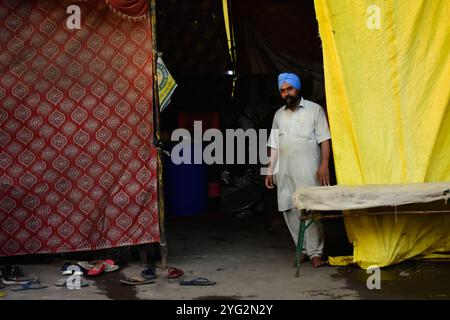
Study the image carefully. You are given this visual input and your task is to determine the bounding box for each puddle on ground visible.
[91,265,138,300]
[331,260,450,299]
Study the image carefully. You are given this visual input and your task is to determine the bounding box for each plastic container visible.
[163,143,207,216]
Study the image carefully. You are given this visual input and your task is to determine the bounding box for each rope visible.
[299,210,450,221]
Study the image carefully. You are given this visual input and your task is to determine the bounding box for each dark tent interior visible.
[155,0,352,263]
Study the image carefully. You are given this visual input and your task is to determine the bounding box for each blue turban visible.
[278,73,301,91]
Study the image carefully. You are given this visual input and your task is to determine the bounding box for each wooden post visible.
[149,0,167,269]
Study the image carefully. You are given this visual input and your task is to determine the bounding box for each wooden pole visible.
[149,0,167,269]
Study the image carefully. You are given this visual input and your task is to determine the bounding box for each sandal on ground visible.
[104,259,120,272]
[61,263,84,275]
[2,275,39,286]
[120,276,155,285]
[77,261,95,271]
[55,276,89,287]
[141,267,156,280]
[179,277,216,286]
[167,267,184,279]
[11,281,47,291]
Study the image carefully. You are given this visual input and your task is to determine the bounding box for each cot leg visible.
[295,211,316,277]
[295,210,306,277]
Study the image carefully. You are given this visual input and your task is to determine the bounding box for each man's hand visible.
[317,139,331,186]
[265,174,275,189]
[316,163,330,186]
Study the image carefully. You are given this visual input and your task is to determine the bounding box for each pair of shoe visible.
[87,260,120,276]
[76,259,119,276]
[120,267,156,286]
[1,265,38,285]
[120,267,185,286]
[0,265,26,280]
[145,266,184,279]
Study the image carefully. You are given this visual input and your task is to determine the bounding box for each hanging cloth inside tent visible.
[157,56,177,112]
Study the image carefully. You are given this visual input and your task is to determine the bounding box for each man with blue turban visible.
[266,72,331,268]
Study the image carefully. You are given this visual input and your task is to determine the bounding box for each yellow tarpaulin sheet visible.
[314,0,450,268]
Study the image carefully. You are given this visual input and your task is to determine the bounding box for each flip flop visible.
[2,275,39,286]
[179,277,216,286]
[77,261,95,271]
[55,277,89,287]
[0,291,6,298]
[104,259,120,272]
[167,267,184,279]
[61,263,72,275]
[11,281,47,291]
[61,263,84,275]
[141,267,156,280]
[105,264,119,272]
[120,276,155,285]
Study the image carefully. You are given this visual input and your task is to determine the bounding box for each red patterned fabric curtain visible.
[105,0,148,21]
[0,0,159,256]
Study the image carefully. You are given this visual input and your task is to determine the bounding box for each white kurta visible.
[268,98,331,211]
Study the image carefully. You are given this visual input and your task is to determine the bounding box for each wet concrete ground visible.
[0,210,449,300]
[334,260,450,300]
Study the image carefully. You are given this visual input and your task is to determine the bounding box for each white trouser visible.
[283,208,324,258]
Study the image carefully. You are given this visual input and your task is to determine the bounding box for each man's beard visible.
[284,95,299,108]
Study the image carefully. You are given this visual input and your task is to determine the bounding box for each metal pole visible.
[149,0,167,269]
[295,210,306,278]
